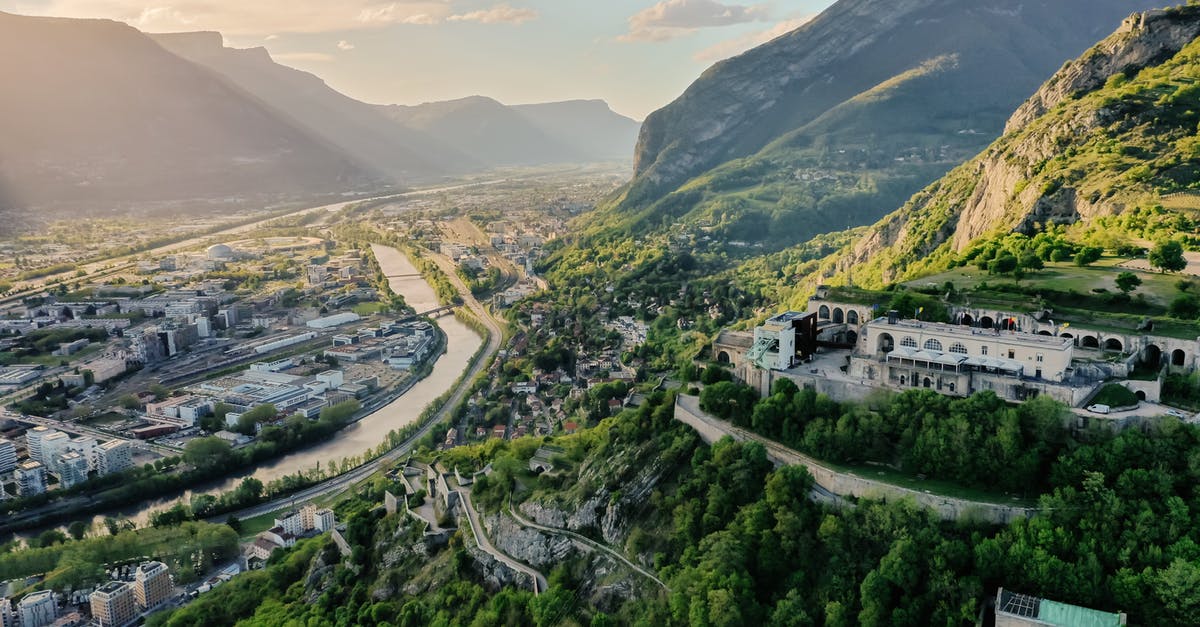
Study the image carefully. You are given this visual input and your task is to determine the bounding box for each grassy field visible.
[81,411,130,427]
[907,256,1183,307]
[353,302,389,316]
[814,457,1038,507]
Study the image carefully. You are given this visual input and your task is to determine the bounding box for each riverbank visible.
[2,244,485,539]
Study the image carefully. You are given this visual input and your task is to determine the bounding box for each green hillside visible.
[818,5,1200,291]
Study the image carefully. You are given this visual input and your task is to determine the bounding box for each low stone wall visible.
[674,396,1036,525]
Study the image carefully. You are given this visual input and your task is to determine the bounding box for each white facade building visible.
[16,590,56,627]
[15,461,46,496]
[55,451,90,489]
[96,440,133,476]
[0,437,16,475]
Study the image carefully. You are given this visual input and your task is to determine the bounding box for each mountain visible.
[0,12,377,210]
[573,0,1164,254]
[0,15,638,216]
[820,5,1200,288]
[150,32,476,181]
[380,96,576,167]
[380,97,640,167]
[511,100,641,161]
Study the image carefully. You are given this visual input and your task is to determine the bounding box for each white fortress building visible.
[715,286,1198,408]
[851,313,1075,401]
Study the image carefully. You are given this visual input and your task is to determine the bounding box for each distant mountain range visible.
[570,0,1164,252]
[0,12,639,213]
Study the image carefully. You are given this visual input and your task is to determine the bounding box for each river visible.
[56,245,482,529]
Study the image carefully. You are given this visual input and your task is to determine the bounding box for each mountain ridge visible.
[816,4,1200,289]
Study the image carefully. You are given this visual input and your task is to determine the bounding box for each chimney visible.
[887,310,899,325]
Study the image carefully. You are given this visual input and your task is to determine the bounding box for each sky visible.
[0,0,836,119]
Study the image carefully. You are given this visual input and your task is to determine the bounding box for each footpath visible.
[674,395,1037,524]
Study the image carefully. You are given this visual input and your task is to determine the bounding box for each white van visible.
[1087,404,1111,414]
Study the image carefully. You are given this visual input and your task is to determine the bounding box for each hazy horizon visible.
[0,0,831,119]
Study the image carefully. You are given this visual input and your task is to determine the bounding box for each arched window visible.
[818,305,830,320]
[900,336,917,348]
[847,311,859,325]
[949,342,967,354]
[923,339,943,351]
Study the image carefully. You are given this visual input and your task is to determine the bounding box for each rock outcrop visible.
[822,5,1200,288]
[1007,9,1200,133]
[484,514,576,569]
[520,457,664,546]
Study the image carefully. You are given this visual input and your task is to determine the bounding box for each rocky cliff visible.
[821,5,1200,288]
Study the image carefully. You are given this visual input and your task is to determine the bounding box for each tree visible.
[67,520,88,541]
[35,530,67,548]
[1169,295,1200,320]
[236,404,277,435]
[1018,252,1044,271]
[1074,246,1104,266]
[183,437,235,471]
[1157,558,1200,625]
[988,254,1019,275]
[1115,271,1142,294]
[1149,239,1187,273]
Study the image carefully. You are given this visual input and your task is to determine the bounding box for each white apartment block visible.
[39,431,71,469]
[24,426,53,464]
[16,590,56,627]
[0,437,16,475]
[96,440,133,476]
[15,461,46,496]
[55,451,89,489]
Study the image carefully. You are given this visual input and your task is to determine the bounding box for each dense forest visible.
[139,389,1200,626]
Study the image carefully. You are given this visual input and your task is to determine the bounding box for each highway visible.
[209,245,504,524]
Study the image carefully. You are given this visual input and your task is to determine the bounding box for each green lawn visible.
[909,256,1182,307]
[812,457,1038,507]
[352,302,389,316]
[81,411,129,427]
[901,256,1200,339]
[236,509,289,540]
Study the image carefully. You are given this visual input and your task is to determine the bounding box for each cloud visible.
[337,40,355,50]
[621,0,768,43]
[692,15,812,63]
[447,3,536,24]
[19,1,522,35]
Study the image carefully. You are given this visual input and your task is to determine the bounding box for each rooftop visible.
[95,581,129,595]
[865,317,1073,350]
[997,589,1126,627]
